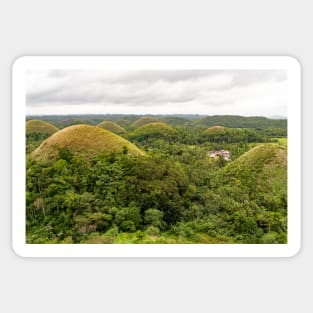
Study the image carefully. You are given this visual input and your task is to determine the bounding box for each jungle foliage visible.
[26,115,287,244]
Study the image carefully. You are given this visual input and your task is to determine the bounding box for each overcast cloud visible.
[26,70,287,117]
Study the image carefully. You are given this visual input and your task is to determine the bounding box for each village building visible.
[207,149,231,161]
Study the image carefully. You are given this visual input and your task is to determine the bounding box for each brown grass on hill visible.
[131,116,161,129]
[205,125,227,134]
[26,120,58,135]
[31,124,144,161]
[133,122,173,134]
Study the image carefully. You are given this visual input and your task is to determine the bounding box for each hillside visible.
[115,119,132,128]
[97,121,126,134]
[31,124,144,161]
[131,116,161,129]
[26,115,288,245]
[214,144,287,198]
[130,122,174,138]
[194,115,287,129]
[26,120,58,135]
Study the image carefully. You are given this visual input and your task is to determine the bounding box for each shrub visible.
[145,226,160,236]
[115,207,141,229]
[120,220,136,232]
[144,209,164,228]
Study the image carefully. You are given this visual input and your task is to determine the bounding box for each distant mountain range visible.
[26,114,287,129]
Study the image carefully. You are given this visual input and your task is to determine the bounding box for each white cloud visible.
[26,70,287,117]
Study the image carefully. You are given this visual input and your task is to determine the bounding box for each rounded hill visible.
[97,121,126,134]
[116,119,131,128]
[215,144,287,197]
[161,116,192,126]
[132,122,174,136]
[205,125,227,134]
[31,125,144,161]
[26,120,58,135]
[131,116,161,129]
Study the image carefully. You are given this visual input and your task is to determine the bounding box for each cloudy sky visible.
[26,70,287,117]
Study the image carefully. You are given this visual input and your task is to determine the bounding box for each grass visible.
[216,144,287,197]
[97,120,126,134]
[275,137,288,148]
[26,120,58,135]
[205,125,227,134]
[132,122,174,136]
[31,124,144,161]
[248,137,288,149]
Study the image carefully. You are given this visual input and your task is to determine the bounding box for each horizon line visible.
[26,113,287,119]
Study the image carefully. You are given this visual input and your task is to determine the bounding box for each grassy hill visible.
[31,124,144,161]
[131,122,174,137]
[194,115,287,129]
[205,125,227,135]
[97,121,126,134]
[160,116,192,126]
[115,119,132,128]
[131,116,161,129]
[214,144,287,198]
[26,120,58,135]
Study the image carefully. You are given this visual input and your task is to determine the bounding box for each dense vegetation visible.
[194,115,287,129]
[27,114,286,130]
[26,115,287,244]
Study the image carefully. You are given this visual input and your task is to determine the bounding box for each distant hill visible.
[131,116,161,129]
[26,114,287,130]
[97,121,126,134]
[205,125,227,135]
[160,116,192,126]
[59,118,96,127]
[194,115,287,129]
[131,122,174,137]
[31,125,144,161]
[26,120,58,135]
[115,119,132,128]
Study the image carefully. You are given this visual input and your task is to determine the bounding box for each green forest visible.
[26,115,287,244]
